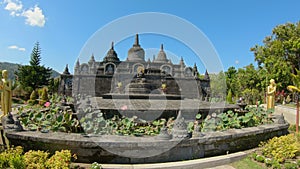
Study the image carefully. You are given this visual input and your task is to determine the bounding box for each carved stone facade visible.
[59,34,210,99]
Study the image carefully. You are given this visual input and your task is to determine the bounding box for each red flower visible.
[44,102,50,107]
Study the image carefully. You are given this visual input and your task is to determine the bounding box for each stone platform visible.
[87,97,239,121]
[102,93,183,100]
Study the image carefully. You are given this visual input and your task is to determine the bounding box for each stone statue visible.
[117,81,123,93]
[0,70,12,118]
[161,83,167,94]
[267,79,276,110]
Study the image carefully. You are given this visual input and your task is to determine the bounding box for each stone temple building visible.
[59,34,210,99]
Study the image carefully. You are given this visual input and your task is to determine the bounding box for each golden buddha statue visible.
[0,70,12,118]
[267,79,276,110]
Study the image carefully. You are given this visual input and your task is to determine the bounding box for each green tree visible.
[251,21,300,91]
[225,66,238,96]
[226,89,234,104]
[29,42,41,66]
[15,42,52,94]
[210,71,227,101]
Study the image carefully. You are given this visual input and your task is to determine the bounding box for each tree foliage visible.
[29,42,41,66]
[224,22,299,104]
[209,71,226,101]
[15,42,52,94]
[251,21,300,91]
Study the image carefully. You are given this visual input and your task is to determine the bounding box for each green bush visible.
[46,150,73,169]
[28,90,38,105]
[0,147,76,169]
[24,150,49,169]
[90,162,102,169]
[255,155,265,163]
[9,155,25,169]
[261,134,300,163]
[272,160,281,169]
[251,152,257,159]
[39,87,49,105]
[264,158,272,167]
[0,146,24,169]
[226,89,234,104]
[284,162,298,169]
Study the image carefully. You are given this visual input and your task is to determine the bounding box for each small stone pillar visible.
[172,110,189,139]
[277,113,286,124]
[157,125,171,140]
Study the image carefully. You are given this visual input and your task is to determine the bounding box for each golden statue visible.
[267,79,276,110]
[0,70,12,118]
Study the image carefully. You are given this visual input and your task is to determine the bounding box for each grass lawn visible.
[230,156,268,169]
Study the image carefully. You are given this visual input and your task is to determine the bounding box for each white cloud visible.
[3,0,22,16]
[2,0,46,27]
[22,5,45,27]
[8,45,26,51]
[18,47,25,51]
[235,60,239,64]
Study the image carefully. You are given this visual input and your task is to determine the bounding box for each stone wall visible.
[5,123,289,164]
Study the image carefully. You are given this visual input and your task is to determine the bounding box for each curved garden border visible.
[4,122,289,164]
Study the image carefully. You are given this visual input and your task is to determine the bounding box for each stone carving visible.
[0,70,12,119]
[172,110,189,139]
[267,79,276,110]
[277,113,286,124]
[157,125,171,140]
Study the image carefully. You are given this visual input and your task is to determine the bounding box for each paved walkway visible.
[274,104,298,124]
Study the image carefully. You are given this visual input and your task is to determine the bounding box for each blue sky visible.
[0,0,299,74]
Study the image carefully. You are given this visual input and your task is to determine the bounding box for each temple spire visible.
[111,41,114,50]
[75,59,80,67]
[134,34,139,46]
[204,69,210,80]
[89,54,95,64]
[160,44,164,50]
[63,64,70,75]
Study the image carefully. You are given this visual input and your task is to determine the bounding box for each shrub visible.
[9,155,25,169]
[272,160,281,169]
[28,90,38,105]
[261,134,300,163]
[226,89,234,104]
[46,150,73,169]
[90,162,102,169]
[251,152,257,159]
[0,147,77,169]
[39,87,49,105]
[264,158,272,167]
[284,162,298,169]
[0,146,25,169]
[255,155,265,163]
[24,150,49,169]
